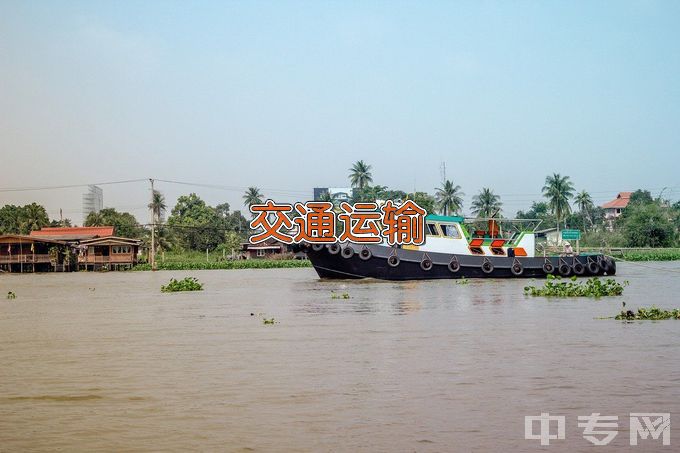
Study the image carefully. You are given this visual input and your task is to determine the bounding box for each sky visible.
[1,0,679,223]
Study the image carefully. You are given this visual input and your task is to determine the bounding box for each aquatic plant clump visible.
[524,275,627,297]
[615,306,680,320]
[6,291,16,299]
[331,292,351,299]
[161,277,204,293]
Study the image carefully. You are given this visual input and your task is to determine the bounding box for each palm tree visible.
[348,160,373,189]
[148,190,167,225]
[435,180,464,216]
[19,203,49,234]
[575,190,594,231]
[542,173,575,230]
[243,187,264,209]
[471,188,502,217]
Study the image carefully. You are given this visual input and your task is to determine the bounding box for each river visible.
[1,263,678,452]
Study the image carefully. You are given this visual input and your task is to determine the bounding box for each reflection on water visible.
[1,263,679,451]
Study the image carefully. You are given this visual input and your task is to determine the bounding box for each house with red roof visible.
[602,192,632,219]
[601,192,632,230]
[28,226,142,271]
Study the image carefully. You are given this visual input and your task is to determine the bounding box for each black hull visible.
[302,243,616,281]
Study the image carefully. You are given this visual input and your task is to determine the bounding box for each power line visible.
[0,179,148,193]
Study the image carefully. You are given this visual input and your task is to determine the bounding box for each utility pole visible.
[150,178,156,271]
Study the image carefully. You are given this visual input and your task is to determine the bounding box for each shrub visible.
[161,277,204,292]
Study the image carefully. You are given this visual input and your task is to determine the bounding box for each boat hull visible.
[302,243,616,280]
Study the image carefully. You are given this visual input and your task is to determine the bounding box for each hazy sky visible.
[1,0,679,223]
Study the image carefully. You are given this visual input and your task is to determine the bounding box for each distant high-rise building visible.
[82,185,103,224]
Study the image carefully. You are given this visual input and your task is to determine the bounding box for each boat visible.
[300,214,615,280]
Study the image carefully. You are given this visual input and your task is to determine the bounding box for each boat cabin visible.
[417,215,537,257]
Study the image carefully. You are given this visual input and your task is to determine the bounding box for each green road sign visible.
[561,229,581,240]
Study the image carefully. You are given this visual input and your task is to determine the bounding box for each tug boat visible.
[302,214,615,280]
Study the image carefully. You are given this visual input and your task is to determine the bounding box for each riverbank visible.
[133,259,311,271]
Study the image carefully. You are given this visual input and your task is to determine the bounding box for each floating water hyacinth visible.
[331,292,351,299]
[615,305,680,320]
[161,277,204,292]
[524,275,627,297]
[6,291,16,299]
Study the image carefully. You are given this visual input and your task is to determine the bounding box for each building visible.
[313,187,353,202]
[82,185,103,224]
[602,192,632,229]
[241,237,306,260]
[0,234,72,273]
[29,226,142,271]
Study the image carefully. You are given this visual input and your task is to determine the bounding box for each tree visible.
[435,180,464,216]
[167,193,224,250]
[0,205,23,234]
[471,188,502,217]
[49,218,72,227]
[574,190,594,231]
[620,202,676,247]
[243,187,263,211]
[348,160,373,189]
[84,208,142,238]
[542,173,574,230]
[148,190,167,225]
[18,202,50,234]
[629,189,653,206]
[406,192,436,215]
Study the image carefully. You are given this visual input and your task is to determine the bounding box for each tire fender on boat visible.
[387,255,400,267]
[511,259,523,276]
[542,260,555,274]
[482,258,494,274]
[448,256,460,273]
[359,247,372,261]
[420,258,433,271]
[573,260,586,275]
[312,243,324,252]
[341,246,354,259]
[587,260,600,274]
[328,243,341,255]
[558,262,571,276]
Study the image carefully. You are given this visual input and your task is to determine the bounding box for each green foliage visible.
[619,249,680,261]
[331,292,350,299]
[134,259,311,271]
[243,187,264,209]
[6,291,16,299]
[349,160,373,189]
[542,173,574,227]
[161,277,204,292]
[435,180,464,216]
[166,193,248,251]
[0,203,50,234]
[262,317,276,325]
[471,188,502,217]
[618,201,676,247]
[615,306,680,320]
[85,208,143,238]
[456,277,469,285]
[524,275,627,297]
[406,191,436,215]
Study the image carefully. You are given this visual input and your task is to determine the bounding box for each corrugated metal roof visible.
[29,226,115,239]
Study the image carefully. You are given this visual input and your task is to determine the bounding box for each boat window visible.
[443,224,461,239]
[426,223,440,236]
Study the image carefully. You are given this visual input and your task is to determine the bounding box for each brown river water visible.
[1,263,679,452]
